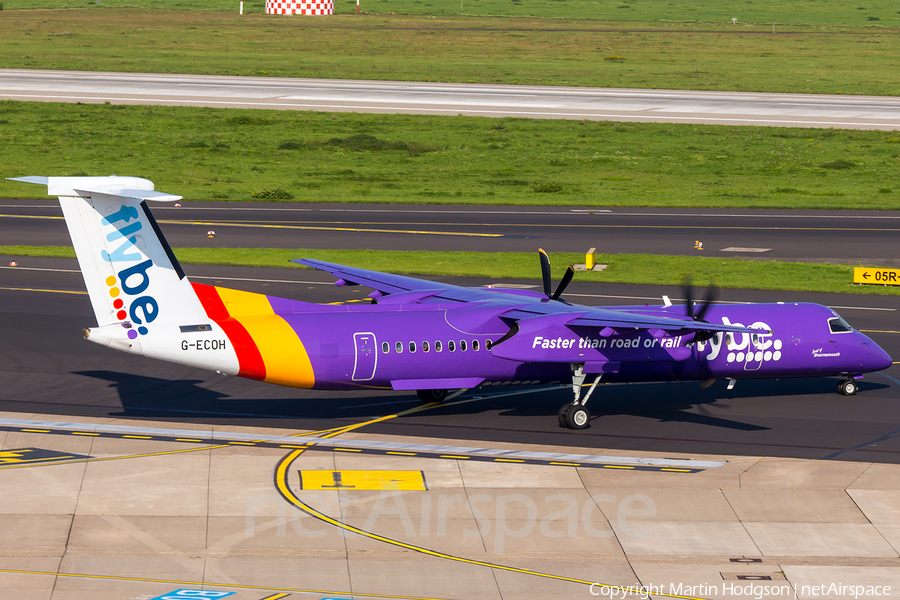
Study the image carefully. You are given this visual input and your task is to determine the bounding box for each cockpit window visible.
[828,316,852,334]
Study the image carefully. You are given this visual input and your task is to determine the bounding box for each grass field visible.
[3,245,897,296]
[1,11,899,95]
[4,0,900,27]
[3,101,899,208]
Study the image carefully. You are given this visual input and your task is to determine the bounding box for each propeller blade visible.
[551,265,575,300]
[682,275,695,320]
[682,275,719,322]
[538,249,552,297]
[694,284,720,322]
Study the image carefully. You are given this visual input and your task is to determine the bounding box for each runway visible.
[4,199,900,267]
[2,255,898,464]
[3,69,900,130]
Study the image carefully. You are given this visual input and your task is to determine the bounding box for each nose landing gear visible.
[558,365,601,430]
[837,378,858,396]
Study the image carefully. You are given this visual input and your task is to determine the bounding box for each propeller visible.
[682,275,719,322]
[538,249,576,302]
[682,275,720,343]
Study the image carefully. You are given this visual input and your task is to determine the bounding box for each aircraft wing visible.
[296,258,769,333]
[293,258,494,302]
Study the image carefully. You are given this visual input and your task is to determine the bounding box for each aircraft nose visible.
[864,340,893,372]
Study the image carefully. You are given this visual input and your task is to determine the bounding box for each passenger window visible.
[423,341,430,352]
[409,341,417,353]
[395,341,403,354]
[448,340,456,352]
[828,316,852,333]
[460,340,468,351]
[486,339,492,350]
[382,342,389,354]
[435,341,442,352]
[473,340,480,351]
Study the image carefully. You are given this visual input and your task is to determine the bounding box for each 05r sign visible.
[149,591,235,600]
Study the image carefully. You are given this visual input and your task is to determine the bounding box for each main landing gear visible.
[837,378,858,396]
[417,389,448,403]
[558,365,602,430]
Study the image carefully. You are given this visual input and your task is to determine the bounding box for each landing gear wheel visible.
[416,389,448,403]
[565,405,591,430]
[558,404,572,427]
[837,379,858,396]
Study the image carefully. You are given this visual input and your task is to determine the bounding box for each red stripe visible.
[192,282,267,381]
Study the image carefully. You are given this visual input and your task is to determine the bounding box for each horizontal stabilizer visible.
[8,176,181,201]
[74,188,183,202]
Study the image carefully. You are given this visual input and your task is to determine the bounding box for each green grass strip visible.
[3,245,897,296]
[3,102,900,210]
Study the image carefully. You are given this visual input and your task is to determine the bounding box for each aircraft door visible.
[352,332,377,381]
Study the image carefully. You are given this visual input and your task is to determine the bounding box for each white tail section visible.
[11,175,241,375]
[12,175,209,330]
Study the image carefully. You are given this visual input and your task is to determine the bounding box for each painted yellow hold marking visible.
[603,465,634,469]
[440,455,470,459]
[386,451,417,456]
[122,435,152,439]
[176,438,203,442]
[72,432,100,436]
[549,462,581,466]
[21,429,50,433]
[334,448,362,452]
[299,470,427,491]
[494,458,525,463]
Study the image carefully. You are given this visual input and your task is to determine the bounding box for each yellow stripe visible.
[161,219,502,238]
[0,569,449,600]
[0,286,87,295]
[216,286,315,388]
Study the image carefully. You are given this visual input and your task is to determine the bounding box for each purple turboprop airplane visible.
[13,176,893,429]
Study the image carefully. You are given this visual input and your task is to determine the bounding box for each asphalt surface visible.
[2,255,898,464]
[3,69,900,130]
[4,199,900,266]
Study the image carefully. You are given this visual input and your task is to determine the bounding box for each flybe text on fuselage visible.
[100,204,159,339]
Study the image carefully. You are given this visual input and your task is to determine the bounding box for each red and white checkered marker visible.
[8,261,17,267]
[266,0,333,14]
[207,231,216,238]
[174,203,181,207]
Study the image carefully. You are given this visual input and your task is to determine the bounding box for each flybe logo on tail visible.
[100,204,159,339]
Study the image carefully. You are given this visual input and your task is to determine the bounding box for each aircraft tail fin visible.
[10,176,209,333]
